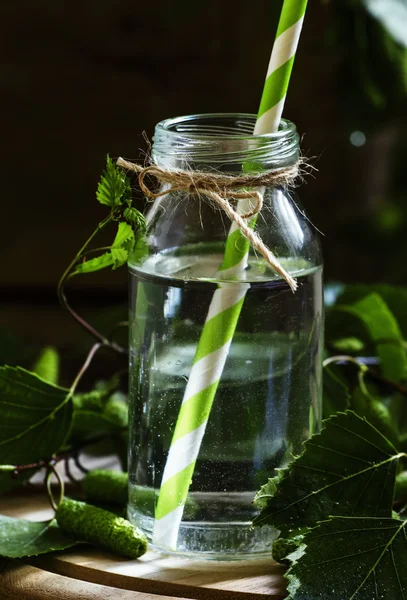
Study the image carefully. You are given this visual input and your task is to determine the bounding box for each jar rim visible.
[152,113,299,168]
[155,113,297,141]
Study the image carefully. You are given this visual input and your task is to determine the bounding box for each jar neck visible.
[151,113,300,173]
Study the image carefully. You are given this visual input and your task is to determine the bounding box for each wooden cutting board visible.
[0,493,287,599]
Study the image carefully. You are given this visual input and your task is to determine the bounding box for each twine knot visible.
[117,157,301,292]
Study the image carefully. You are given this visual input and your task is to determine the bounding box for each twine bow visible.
[117,157,300,291]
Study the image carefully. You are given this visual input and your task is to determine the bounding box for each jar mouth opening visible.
[152,113,299,168]
[155,113,297,141]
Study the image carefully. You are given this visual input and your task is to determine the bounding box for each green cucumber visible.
[55,498,147,559]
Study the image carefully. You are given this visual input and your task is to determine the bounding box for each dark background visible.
[1,0,406,359]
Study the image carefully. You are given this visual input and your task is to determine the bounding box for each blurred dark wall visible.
[1,0,406,348]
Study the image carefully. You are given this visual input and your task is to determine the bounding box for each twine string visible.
[117,157,301,291]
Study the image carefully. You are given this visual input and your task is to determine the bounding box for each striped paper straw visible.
[153,0,308,549]
[255,0,308,135]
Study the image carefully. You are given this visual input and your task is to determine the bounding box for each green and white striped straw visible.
[153,0,308,549]
[255,0,308,134]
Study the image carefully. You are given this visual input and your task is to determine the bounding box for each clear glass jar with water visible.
[127,114,323,559]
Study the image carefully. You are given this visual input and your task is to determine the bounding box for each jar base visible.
[128,509,278,560]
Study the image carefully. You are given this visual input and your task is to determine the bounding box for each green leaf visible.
[331,337,365,353]
[286,516,407,599]
[0,515,78,558]
[335,284,407,338]
[253,411,400,536]
[0,367,72,492]
[123,207,146,231]
[96,156,131,207]
[74,222,135,275]
[73,389,107,412]
[352,375,398,443]
[112,222,135,249]
[74,252,115,274]
[362,0,407,48]
[111,248,128,270]
[103,393,128,427]
[323,365,352,419]
[395,471,407,502]
[70,391,127,441]
[32,346,60,385]
[272,533,305,566]
[254,473,282,510]
[333,293,407,382]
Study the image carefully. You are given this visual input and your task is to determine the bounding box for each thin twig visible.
[323,355,368,371]
[73,453,89,475]
[12,429,127,476]
[57,216,127,354]
[64,456,78,484]
[324,355,407,397]
[366,371,407,398]
[68,342,103,399]
[46,463,65,511]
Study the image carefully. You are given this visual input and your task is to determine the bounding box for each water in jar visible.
[127,250,323,558]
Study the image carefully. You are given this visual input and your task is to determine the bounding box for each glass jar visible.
[127,113,323,559]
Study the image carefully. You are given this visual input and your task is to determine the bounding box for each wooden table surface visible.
[0,493,287,599]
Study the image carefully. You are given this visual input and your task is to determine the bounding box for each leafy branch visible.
[57,156,145,353]
[0,154,150,562]
[254,411,407,599]
[0,340,115,492]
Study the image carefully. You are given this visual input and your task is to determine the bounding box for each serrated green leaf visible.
[123,207,146,231]
[253,473,282,511]
[111,248,128,270]
[0,515,78,558]
[253,411,400,536]
[286,516,407,599]
[96,156,131,207]
[128,234,149,265]
[74,252,115,275]
[74,222,134,275]
[32,346,60,385]
[0,367,72,493]
[272,533,305,566]
[112,222,134,249]
[333,294,407,383]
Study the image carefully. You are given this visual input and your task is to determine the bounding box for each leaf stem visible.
[10,342,123,482]
[366,371,407,398]
[58,216,111,301]
[73,453,89,475]
[323,355,368,371]
[46,463,65,511]
[57,216,126,354]
[67,342,103,401]
[11,429,127,477]
[324,355,407,397]
[64,456,78,484]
